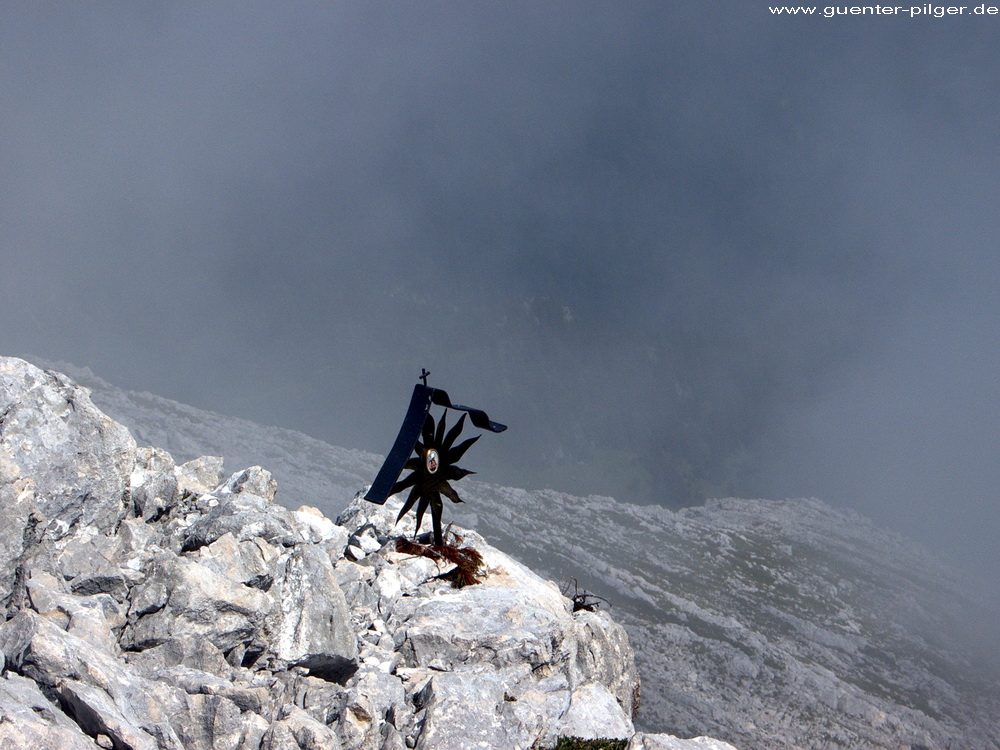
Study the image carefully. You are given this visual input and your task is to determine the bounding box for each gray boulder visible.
[180,472,298,552]
[555,681,635,740]
[174,455,226,497]
[263,542,358,680]
[0,358,136,592]
[122,552,272,653]
[0,672,103,750]
[131,446,178,521]
[261,706,344,750]
[407,667,536,750]
[0,609,184,749]
[334,665,406,750]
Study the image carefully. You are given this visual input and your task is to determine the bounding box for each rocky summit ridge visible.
[0,356,733,749]
[23,356,1000,750]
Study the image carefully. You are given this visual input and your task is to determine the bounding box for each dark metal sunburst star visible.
[391,410,479,546]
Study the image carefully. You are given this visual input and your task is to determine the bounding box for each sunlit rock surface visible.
[333,494,639,749]
[1,356,692,749]
[35,355,1000,750]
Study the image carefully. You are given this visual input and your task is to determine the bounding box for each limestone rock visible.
[408,667,534,750]
[0,610,184,749]
[628,734,740,750]
[573,609,641,715]
[122,553,272,653]
[263,543,357,681]
[0,672,102,750]
[180,484,298,551]
[124,637,232,677]
[131,446,178,520]
[192,532,281,590]
[336,494,640,749]
[175,455,225,497]
[0,357,716,750]
[293,505,349,547]
[555,681,635,740]
[0,358,136,591]
[262,706,344,750]
[334,666,406,750]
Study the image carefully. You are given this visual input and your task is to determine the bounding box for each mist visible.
[2,3,998,603]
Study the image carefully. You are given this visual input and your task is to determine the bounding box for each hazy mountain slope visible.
[37,358,1000,749]
[474,487,1000,748]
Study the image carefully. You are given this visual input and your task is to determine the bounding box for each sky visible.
[2,2,998,599]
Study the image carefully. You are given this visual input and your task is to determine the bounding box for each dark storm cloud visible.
[2,3,998,600]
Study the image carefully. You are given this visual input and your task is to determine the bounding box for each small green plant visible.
[548,738,628,750]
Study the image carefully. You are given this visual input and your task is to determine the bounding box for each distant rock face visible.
[0,356,719,749]
[471,485,1000,750]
